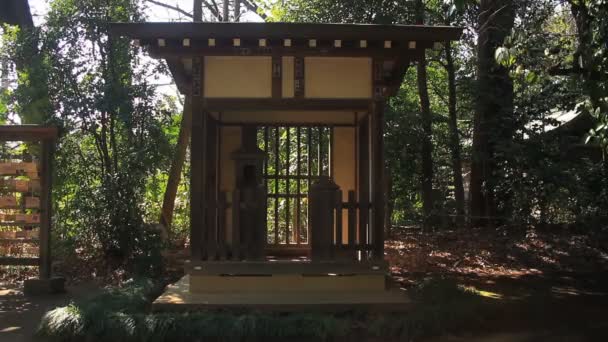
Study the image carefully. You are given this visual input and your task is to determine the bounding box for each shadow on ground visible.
[0,282,100,342]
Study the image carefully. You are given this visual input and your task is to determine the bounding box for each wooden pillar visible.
[357,115,370,250]
[309,177,339,261]
[206,116,218,259]
[371,101,385,260]
[38,138,54,279]
[190,56,206,260]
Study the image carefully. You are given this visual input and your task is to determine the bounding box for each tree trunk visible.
[235,0,241,21]
[158,0,201,238]
[415,0,434,230]
[159,97,192,235]
[223,0,230,21]
[469,0,515,227]
[445,41,466,226]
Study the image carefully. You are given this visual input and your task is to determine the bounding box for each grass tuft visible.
[38,277,485,341]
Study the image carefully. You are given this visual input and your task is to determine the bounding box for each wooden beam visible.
[357,115,370,250]
[0,126,58,141]
[0,257,39,266]
[204,99,370,111]
[147,45,424,59]
[109,22,464,42]
[186,260,388,275]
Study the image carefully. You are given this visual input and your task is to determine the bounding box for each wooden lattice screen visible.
[258,125,333,248]
[0,126,57,280]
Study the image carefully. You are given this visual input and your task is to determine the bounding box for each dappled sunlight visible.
[462,285,504,300]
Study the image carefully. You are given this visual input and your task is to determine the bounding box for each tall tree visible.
[469,0,515,226]
[415,0,435,229]
[444,39,466,225]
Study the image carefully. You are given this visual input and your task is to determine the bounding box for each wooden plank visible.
[347,190,356,247]
[203,99,371,112]
[0,162,38,176]
[189,56,205,261]
[0,196,18,209]
[0,125,58,141]
[335,189,342,247]
[25,197,40,209]
[370,101,385,260]
[0,179,40,192]
[0,213,41,223]
[0,257,39,266]
[187,260,387,275]
[38,140,53,279]
[0,238,39,244]
[358,115,370,249]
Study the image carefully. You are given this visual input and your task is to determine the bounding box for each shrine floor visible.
[152,275,411,312]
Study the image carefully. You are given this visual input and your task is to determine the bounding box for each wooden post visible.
[231,189,241,260]
[308,177,339,261]
[371,101,385,260]
[206,117,218,260]
[347,190,356,248]
[335,189,343,247]
[358,115,370,252]
[38,139,53,279]
[190,56,205,260]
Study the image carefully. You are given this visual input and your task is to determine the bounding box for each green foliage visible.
[38,277,487,342]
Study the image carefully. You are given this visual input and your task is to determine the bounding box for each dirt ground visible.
[0,228,607,341]
[0,282,100,342]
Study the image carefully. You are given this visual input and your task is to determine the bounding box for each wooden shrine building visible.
[111,22,462,309]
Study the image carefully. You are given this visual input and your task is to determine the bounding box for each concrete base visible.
[153,275,411,312]
[24,277,65,295]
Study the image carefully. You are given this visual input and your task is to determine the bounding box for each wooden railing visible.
[195,179,379,263]
[308,177,379,262]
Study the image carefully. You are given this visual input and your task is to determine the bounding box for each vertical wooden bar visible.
[329,126,334,179]
[206,117,218,260]
[274,126,279,245]
[190,56,205,260]
[358,115,370,252]
[263,126,269,242]
[231,189,240,260]
[371,101,385,260]
[317,127,323,176]
[285,127,291,244]
[38,139,53,279]
[335,189,343,247]
[217,191,227,259]
[296,127,301,245]
[347,190,356,248]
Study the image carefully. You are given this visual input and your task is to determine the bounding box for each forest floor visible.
[386,227,608,341]
[1,227,607,341]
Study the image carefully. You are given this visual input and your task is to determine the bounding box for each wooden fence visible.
[0,126,57,279]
